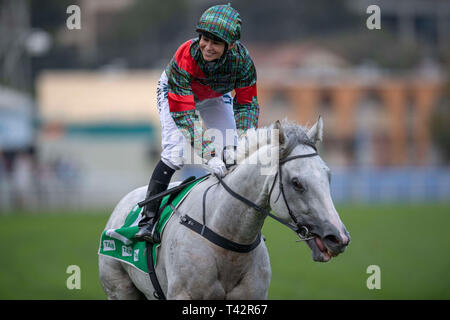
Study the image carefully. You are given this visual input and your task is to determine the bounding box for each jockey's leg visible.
[196,92,237,165]
[135,159,175,243]
[136,71,182,243]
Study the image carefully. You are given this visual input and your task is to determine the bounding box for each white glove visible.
[206,157,227,177]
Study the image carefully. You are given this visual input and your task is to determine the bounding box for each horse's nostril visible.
[324,235,340,245]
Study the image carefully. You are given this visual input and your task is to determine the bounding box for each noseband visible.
[267,147,318,241]
[216,142,319,242]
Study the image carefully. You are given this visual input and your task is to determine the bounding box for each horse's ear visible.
[307,116,323,144]
[273,120,286,145]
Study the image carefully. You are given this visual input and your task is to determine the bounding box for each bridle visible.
[267,147,318,241]
[215,142,319,242]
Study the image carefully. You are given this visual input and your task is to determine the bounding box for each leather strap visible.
[145,242,166,300]
[179,214,262,253]
[143,175,199,301]
[215,174,300,233]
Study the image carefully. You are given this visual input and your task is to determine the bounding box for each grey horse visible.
[98,118,350,299]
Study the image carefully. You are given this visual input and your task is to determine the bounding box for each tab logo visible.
[134,249,139,262]
[122,246,132,257]
[103,240,115,251]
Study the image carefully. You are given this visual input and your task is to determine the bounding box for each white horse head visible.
[267,117,350,262]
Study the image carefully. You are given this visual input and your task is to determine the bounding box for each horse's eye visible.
[292,177,306,193]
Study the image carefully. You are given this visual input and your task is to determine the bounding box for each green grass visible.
[0,212,107,299]
[0,204,449,299]
[264,203,450,299]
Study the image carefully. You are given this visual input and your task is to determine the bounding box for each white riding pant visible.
[156,71,237,170]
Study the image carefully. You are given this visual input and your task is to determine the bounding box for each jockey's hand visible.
[206,157,227,177]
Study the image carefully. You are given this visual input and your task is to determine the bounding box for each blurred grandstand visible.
[0,0,449,211]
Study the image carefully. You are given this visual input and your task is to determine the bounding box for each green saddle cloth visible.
[98,177,206,272]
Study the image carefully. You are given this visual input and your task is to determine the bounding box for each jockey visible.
[135,4,259,243]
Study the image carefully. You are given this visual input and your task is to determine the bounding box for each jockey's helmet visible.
[195,4,241,46]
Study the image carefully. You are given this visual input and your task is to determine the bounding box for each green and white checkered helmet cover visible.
[196,4,241,45]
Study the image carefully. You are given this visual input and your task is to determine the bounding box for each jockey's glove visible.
[206,156,227,177]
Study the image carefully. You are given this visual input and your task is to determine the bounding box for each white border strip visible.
[106,229,133,245]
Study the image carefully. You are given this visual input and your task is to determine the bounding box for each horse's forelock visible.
[279,120,314,160]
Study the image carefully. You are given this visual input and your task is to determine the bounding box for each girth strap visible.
[175,180,262,253]
[179,214,262,253]
[143,175,198,301]
[145,242,166,300]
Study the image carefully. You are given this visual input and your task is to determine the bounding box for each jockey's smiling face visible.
[199,35,226,61]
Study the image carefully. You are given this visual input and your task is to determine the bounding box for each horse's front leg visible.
[165,252,226,299]
[166,272,226,300]
[167,291,192,300]
[225,274,270,300]
[225,250,271,300]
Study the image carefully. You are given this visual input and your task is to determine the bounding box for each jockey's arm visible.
[170,109,216,162]
[233,59,259,135]
[165,53,217,162]
[166,71,217,162]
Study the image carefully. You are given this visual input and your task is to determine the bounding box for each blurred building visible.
[35,70,161,209]
[33,58,449,208]
[251,43,449,204]
[58,0,135,62]
[251,43,446,167]
[0,86,37,211]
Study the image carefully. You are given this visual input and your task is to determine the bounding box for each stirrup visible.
[135,220,160,243]
[148,222,161,244]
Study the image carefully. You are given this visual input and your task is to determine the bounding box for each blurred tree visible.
[28,0,82,89]
[98,0,190,68]
[30,0,78,33]
[24,0,449,70]
[233,0,360,42]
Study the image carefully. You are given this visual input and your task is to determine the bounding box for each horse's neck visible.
[207,150,274,244]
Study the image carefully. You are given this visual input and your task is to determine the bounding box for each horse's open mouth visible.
[306,235,337,262]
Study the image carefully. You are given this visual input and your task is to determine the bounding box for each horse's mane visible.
[235,119,314,163]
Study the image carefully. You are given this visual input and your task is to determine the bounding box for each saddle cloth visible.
[98,177,206,272]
